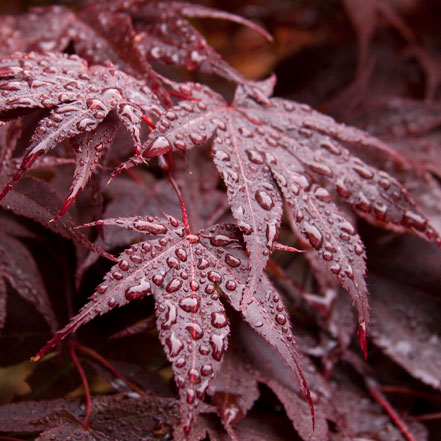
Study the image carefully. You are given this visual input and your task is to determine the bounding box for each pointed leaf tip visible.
[359,321,368,359]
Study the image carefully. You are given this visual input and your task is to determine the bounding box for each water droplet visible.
[314,187,332,202]
[142,243,152,253]
[402,210,427,231]
[190,280,199,291]
[176,358,186,368]
[97,284,108,294]
[167,257,180,269]
[353,164,374,179]
[186,389,196,404]
[374,202,387,220]
[199,345,210,355]
[355,192,371,212]
[148,136,172,156]
[225,280,236,291]
[330,264,341,274]
[166,332,183,356]
[336,177,351,197]
[125,278,151,300]
[208,271,222,283]
[175,248,188,262]
[266,223,277,248]
[112,270,123,280]
[133,220,167,234]
[166,279,182,293]
[225,254,241,267]
[77,118,96,131]
[340,221,356,235]
[238,127,253,137]
[354,243,364,255]
[211,234,237,247]
[210,334,225,361]
[188,368,201,384]
[212,118,226,130]
[198,258,209,270]
[211,311,228,328]
[201,364,213,376]
[119,259,129,271]
[255,190,274,210]
[205,284,215,294]
[215,150,230,162]
[162,301,177,329]
[323,251,333,261]
[152,273,165,286]
[245,149,264,164]
[320,140,341,155]
[303,223,323,249]
[179,296,200,313]
[190,133,207,145]
[309,162,333,177]
[186,323,204,340]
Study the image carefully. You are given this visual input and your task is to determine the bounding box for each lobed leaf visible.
[35,216,308,434]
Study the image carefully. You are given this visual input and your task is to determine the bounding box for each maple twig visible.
[367,378,417,441]
[141,114,155,130]
[167,89,201,102]
[75,343,147,397]
[69,340,91,429]
[158,154,191,234]
[409,411,441,421]
[0,436,25,441]
[381,385,441,403]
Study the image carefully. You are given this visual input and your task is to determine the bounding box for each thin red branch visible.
[141,114,155,130]
[367,378,417,441]
[0,436,25,441]
[381,385,441,403]
[69,340,91,429]
[167,89,201,101]
[75,343,147,398]
[410,411,441,421]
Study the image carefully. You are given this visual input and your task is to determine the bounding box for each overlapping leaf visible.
[368,235,441,390]
[122,78,440,342]
[0,51,162,216]
[34,216,308,433]
[0,229,57,332]
[0,1,270,101]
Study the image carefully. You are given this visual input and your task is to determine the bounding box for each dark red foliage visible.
[0,1,440,440]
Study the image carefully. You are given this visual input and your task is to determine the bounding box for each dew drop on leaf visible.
[211,311,228,328]
[175,248,188,262]
[179,296,200,313]
[186,323,204,340]
[255,190,274,210]
[166,333,184,357]
[166,279,182,293]
[303,222,323,249]
[125,279,151,300]
[225,253,241,267]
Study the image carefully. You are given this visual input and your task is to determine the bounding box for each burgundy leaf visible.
[0,51,162,212]
[208,347,260,428]
[34,217,309,433]
[0,176,115,261]
[119,0,271,99]
[0,393,185,441]
[124,80,440,341]
[368,236,441,390]
[0,231,58,332]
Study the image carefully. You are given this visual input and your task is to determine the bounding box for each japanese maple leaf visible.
[0,226,58,333]
[117,0,272,99]
[0,51,162,216]
[33,215,308,434]
[0,1,271,102]
[119,78,440,351]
